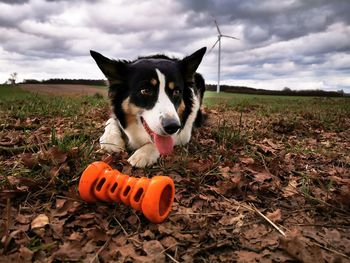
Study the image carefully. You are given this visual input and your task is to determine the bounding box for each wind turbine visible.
[210,19,238,93]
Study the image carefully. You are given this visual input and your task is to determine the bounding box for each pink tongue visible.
[153,134,174,155]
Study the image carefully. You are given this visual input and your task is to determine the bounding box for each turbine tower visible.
[210,19,238,93]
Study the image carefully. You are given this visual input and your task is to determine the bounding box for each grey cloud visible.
[0,0,68,29]
[178,0,350,43]
[0,0,29,3]
[0,0,349,92]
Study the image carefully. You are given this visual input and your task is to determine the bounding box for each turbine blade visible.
[214,19,222,35]
[209,38,220,52]
[221,34,239,40]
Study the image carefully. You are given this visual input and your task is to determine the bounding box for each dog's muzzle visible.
[161,118,181,135]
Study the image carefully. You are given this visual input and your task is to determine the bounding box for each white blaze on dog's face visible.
[141,69,181,136]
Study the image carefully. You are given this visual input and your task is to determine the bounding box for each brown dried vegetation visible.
[0,86,349,262]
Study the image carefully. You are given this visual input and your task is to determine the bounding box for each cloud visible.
[0,0,29,3]
[0,0,349,92]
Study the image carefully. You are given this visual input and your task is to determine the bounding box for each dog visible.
[90,47,206,167]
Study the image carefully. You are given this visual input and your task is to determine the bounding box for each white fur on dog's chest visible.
[123,121,151,150]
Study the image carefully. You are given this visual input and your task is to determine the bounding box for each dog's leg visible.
[100,117,125,153]
[175,89,200,145]
[128,143,160,168]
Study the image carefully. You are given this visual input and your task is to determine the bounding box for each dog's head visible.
[90,47,206,154]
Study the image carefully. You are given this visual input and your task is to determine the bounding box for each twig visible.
[257,151,271,174]
[153,243,178,261]
[291,184,349,214]
[291,223,350,228]
[89,234,111,263]
[312,242,350,260]
[113,216,128,236]
[166,253,180,263]
[249,203,286,237]
[89,216,121,263]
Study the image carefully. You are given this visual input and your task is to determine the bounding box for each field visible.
[0,84,349,262]
[20,84,107,97]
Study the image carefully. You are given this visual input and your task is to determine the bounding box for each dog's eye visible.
[140,88,152,96]
[173,89,182,97]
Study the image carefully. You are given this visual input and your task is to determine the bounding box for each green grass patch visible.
[0,85,107,119]
[0,84,31,100]
[204,91,350,131]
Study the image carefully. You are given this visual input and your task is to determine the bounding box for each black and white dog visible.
[90,47,206,167]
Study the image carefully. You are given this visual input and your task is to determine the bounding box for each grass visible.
[0,84,108,186]
[204,91,349,112]
[210,111,245,149]
[204,91,350,131]
[0,84,31,100]
[0,85,107,119]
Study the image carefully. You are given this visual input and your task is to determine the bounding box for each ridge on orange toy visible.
[78,161,175,223]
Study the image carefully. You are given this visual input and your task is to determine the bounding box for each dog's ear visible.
[90,50,126,83]
[180,47,206,81]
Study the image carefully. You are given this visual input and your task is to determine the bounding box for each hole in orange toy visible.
[159,184,173,216]
[134,188,144,202]
[110,182,118,193]
[123,186,131,196]
[96,178,106,191]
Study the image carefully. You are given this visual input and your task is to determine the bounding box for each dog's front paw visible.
[99,118,125,153]
[128,144,160,168]
[100,141,125,153]
[100,131,125,153]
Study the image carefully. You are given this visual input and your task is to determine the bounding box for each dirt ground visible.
[0,87,349,262]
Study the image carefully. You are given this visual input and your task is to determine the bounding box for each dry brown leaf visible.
[282,179,299,197]
[141,229,155,240]
[116,243,139,261]
[19,246,34,262]
[280,232,324,263]
[235,250,264,262]
[86,227,108,242]
[31,214,49,229]
[143,240,165,262]
[254,172,272,183]
[16,214,31,224]
[52,242,84,261]
[67,232,83,241]
[263,138,279,149]
[218,214,244,227]
[215,180,237,195]
[239,157,255,165]
[266,209,282,223]
[20,153,39,168]
[160,236,177,252]
[40,146,67,165]
[219,166,231,179]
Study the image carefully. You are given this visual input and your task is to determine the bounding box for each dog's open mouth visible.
[141,117,174,156]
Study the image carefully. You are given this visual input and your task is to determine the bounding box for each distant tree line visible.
[22,78,106,86]
[206,84,347,97]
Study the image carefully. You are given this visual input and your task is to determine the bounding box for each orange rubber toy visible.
[78,161,175,223]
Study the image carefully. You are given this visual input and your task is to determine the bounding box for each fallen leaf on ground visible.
[31,214,49,229]
[239,157,255,165]
[52,242,84,261]
[279,231,323,263]
[266,209,282,223]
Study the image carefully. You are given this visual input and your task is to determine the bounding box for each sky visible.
[0,0,350,92]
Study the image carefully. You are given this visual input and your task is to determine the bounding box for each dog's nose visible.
[162,118,181,135]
